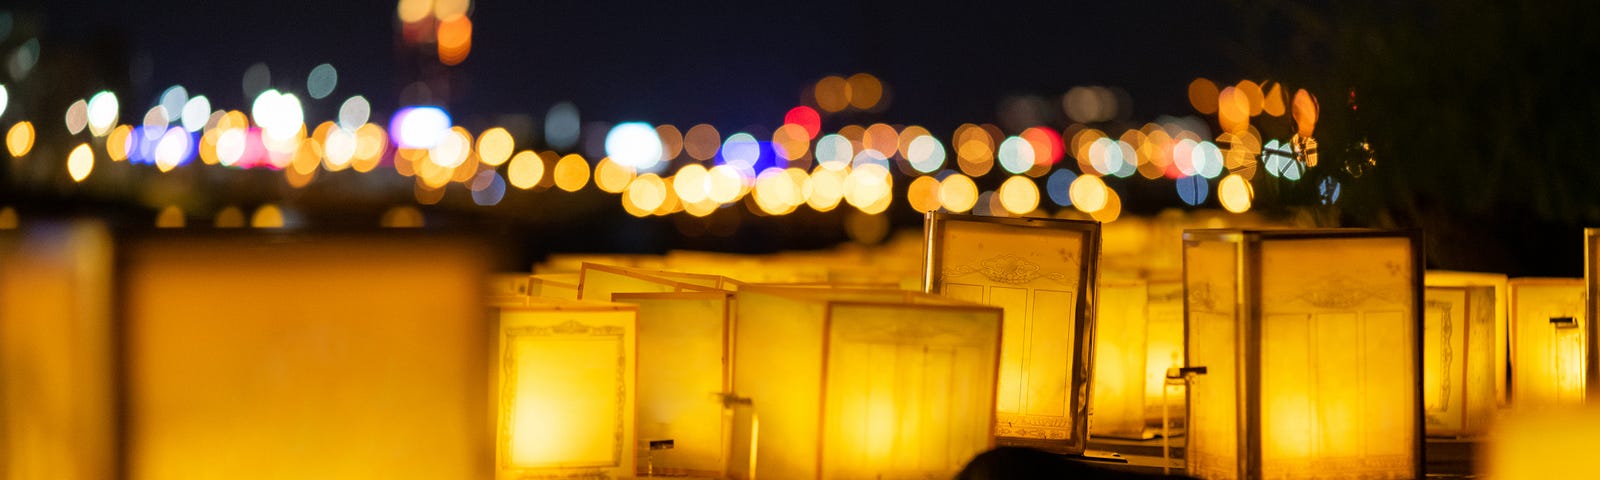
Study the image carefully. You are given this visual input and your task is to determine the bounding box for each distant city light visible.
[389,105,452,149]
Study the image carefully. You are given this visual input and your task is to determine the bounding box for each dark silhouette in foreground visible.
[957,447,1195,479]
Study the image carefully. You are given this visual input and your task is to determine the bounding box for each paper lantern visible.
[731,286,1002,478]
[122,233,492,480]
[1183,229,1422,480]
[612,291,733,477]
[1423,271,1506,437]
[494,298,637,479]
[1091,276,1152,438]
[0,222,115,480]
[1144,277,1187,427]
[1508,277,1586,408]
[528,273,579,300]
[923,212,1100,453]
[578,262,721,301]
[1479,406,1600,478]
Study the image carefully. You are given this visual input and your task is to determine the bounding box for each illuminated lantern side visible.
[0,222,115,480]
[489,272,531,297]
[923,212,1100,454]
[1480,406,1600,477]
[494,298,637,480]
[528,273,580,300]
[1183,229,1422,480]
[731,286,1002,478]
[1144,277,1187,428]
[578,262,717,301]
[1091,276,1153,438]
[1508,278,1586,409]
[611,291,733,477]
[1423,271,1506,437]
[123,233,492,480]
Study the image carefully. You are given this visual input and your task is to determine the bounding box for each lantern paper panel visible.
[613,291,732,476]
[731,286,1001,479]
[0,222,115,480]
[1144,278,1186,426]
[579,262,715,301]
[1421,282,1497,437]
[529,273,580,300]
[123,234,492,480]
[924,213,1099,453]
[495,299,637,479]
[1426,271,1509,409]
[1508,278,1586,409]
[1091,277,1152,439]
[1184,230,1421,480]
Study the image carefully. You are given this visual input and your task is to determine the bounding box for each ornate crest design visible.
[942,253,1075,286]
[1285,274,1404,309]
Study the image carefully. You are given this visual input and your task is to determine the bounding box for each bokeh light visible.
[390,106,451,149]
[6,121,33,156]
[997,175,1040,215]
[86,91,118,136]
[470,170,507,206]
[682,123,720,161]
[159,86,188,124]
[905,134,946,173]
[815,133,853,170]
[655,124,683,161]
[107,125,132,161]
[181,95,211,132]
[67,143,94,182]
[997,136,1036,174]
[545,102,581,151]
[436,15,473,65]
[553,154,590,191]
[906,175,941,213]
[847,73,883,110]
[706,164,745,204]
[939,173,978,213]
[428,126,471,168]
[214,206,245,228]
[605,122,664,172]
[307,64,338,99]
[1292,89,1319,137]
[1177,174,1208,206]
[251,204,285,228]
[475,127,513,166]
[1188,78,1219,114]
[1045,169,1076,206]
[1069,174,1108,213]
[814,75,850,113]
[507,151,545,189]
[771,123,810,161]
[720,132,760,170]
[807,166,844,212]
[784,106,822,139]
[65,99,88,134]
[594,157,636,193]
[338,96,370,131]
[1218,173,1253,213]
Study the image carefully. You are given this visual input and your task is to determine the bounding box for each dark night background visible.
[3,0,1600,275]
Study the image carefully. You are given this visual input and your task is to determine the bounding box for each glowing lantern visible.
[1091,276,1153,438]
[1423,271,1507,437]
[0,222,115,480]
[1144,277,1187,428]
[1480,406,1600,478]
[1183,229,1422,479]
[731,286,1003,478]
[528,273,580,300]
[488,272,531,304]
[1508,278,1586,408]
[578,262,720,301]
[923,212,1100,453]
[123,234,492,480]
[612,291,733,476]
[494,297,637,479]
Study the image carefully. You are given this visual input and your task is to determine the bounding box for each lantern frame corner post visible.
[1585,228,1600,402]
[921,213,1102,454]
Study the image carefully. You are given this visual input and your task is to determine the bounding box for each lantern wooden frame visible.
[1422,270,1506,438]
[577,262,719,301]
[1181,228,1424,480]
[1586,228,1600,400]
[611,290,734,477]
[922,212,1101,454]
[1508,277,1586,408]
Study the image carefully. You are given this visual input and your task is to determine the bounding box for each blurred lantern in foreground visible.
[528,273,580,300]
[613,291,733,477]
[1183,229,1421,479]
[494,297,637,479]
[1423,271,1507,437]
[731,286,1002,478]
[1480,406,1600,478]
[123,233,492,480]
[1091,276,1153,438]
[1144,277,1187,429]
[0,222,115,480]
[1508,277,1586,409]
[923,213,1100,453]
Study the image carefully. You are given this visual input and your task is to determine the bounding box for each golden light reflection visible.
[0,206,16,229]
[815,75,851,113]
[843,164,892,213]
[6,121,35,157]
[625,173,668,214]
[906,175,941,213]
[250,204,285,228]
[1218,173,1253,213]
[807,166,845,212]
[67,143,94,182]
[594,157,635,194]
[553,154,590,192]
[997,175,1040,215]
[753,168,800,215]
[1088,187,1122,222]
[108,125,133,161]
[1188,78,1219,114]
[214,206,245,228]
[1069,174,1108,213]
[847,73,883,110]
[507,151,544,189]
[379,205,425,227]
[477,127,514,166]
[938,173,978,213]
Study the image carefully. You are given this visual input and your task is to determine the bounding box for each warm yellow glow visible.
[706,165,744,204]
[476,127,514,166]
[67,143,94,182]
[553,154,590,192]
[906,175,941,213]
[352,123,388,173]
[433,0,470,20]
[397,0,431,23]
[7,121,35,157]
[862,123,899,157]
[625,174,668,213]
[108,125,133,161]
[1217,86,1249,134]
[1069,174,1108,213]
[815,75,851,113]
[954,124,995,177]
[378,205,424,228]
[1482,407,1600,478]
[772,123,811,161]
[1088,187,1123,223]
[593,157,635,194]
[1091,278,1151,438]
[656,124,683,161]
[1263,82,1287,117]
[506,151,544,189]
[1237,80,1264,116]
[436,15,472,66]
[214,206,245,228]
[938,173,978,213]
[1218,173,1253,213]
[673,164,711,203]
[1188,78,1219,114]
[429,127,472,168]
[997,175,1040,215]
[842,164,891,213]
[1292,89,1319,137]
[618,293,731,476]
[0,206,16,229]
[846,73,883,110]
[250,204,284,228]
[284,165,316,188]
[1509,279,1586,409]
[807,167,844,212]
[155,206,185,228]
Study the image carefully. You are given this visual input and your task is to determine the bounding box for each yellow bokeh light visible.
[843,164,891,213]
[846,73,883,110]
[683,124,720,161]
[380,205,425,228]
[67,143,94,182]
[682,196,718,217]
[1069,174,1109,213]
[938,173,978,213]
[1292,89,1319,137]
[1088,188,1122,222]
[397,0,431,23]
[553,154,590,192]
[1218,86,1250,134]
[436,15,473,66]
[284,163,317,189]
[413,180,446,205]
[155,205,185,228]
[652,177,682,216]
[906,175,941,213]
[290,139,322,176]
[593,157,635,194]
[753,168,800,215]
[7,121,35,157]
[214,206,245,228]
[1237,80,1265,117]
[954,124,995,177]
[897,125,931,159]
[772,123,811,161]
[807,166,845,212]
[477,127,514,166]
[108,125,133,161]
[250,204,285,228]
[997,175,1040,215]
[706,164,745,204]
[1188,78,1219,114]
[507,151,544,189]
[674,164,711,203]
[815,75,851,113]
[1218,173,1254,213]
[353,123,388,173]
[434,0,470,20]
[1263,82,1287,117]
[625,173,668,213]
